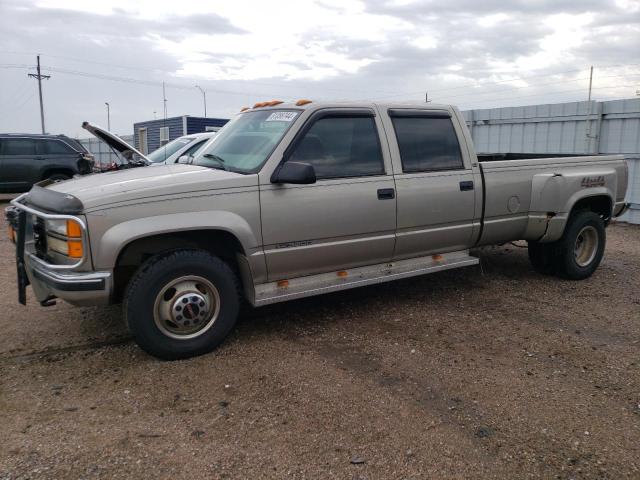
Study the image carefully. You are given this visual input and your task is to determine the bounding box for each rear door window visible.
[288,115,384,179]
[390,113,464,172]
[43,139,75,155]
[2,138,37,156]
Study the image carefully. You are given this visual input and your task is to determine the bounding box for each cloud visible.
[0,0,638,136]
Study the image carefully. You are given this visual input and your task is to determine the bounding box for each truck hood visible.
[45,163,258,211]
[82,121,151,164]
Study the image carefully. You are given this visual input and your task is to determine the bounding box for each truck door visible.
[381,108,480,260]
[260,109,397,281]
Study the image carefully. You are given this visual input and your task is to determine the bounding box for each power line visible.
[430,72,640,102]
[367,62,640,100]
[14,92,35,111]
[0,81,32,109]
[0,51,393,96]
[3,60,640,104]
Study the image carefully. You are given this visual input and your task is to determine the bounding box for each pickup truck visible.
[6,100,629,360]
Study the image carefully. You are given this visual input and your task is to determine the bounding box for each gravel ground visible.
[0,209,639,479]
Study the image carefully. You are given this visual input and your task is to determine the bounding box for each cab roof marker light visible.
[253,101,268,108]
[266,100,284,106]
[295,99,312,106]
[240,107,250,112]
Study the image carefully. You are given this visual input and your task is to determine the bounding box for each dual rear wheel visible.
[528,210,606,280]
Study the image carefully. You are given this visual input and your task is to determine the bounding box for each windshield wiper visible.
[202,153,227,170]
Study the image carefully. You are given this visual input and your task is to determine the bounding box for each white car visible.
[147,132,217,166]
[81,123,217,170]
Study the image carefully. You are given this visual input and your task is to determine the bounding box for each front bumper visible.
[7,195,112,307]
[26,255,112,306]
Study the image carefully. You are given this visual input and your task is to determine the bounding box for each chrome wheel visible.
[153,276,220,340]
[574,226,599,267]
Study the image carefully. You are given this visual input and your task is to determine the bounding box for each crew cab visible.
[6,100,629,359]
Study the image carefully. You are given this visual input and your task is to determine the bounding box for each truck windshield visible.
[193,109,300,173]
[147,137,193,163]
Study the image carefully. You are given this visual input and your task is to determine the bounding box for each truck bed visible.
[477,154,628,246]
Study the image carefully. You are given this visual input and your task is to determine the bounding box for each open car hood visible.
[82,121,150,163]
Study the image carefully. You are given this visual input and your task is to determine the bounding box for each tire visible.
[527,241,557,275]
[47,173,71,182]
[123,249,240,360]
[554,210,606,280]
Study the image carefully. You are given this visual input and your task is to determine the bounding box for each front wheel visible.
[124,250,240,360]
[554,211,606,280]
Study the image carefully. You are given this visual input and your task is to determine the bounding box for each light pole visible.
[105,102,111,130]
[195,85,207,117]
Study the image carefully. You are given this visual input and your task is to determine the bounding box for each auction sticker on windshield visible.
[266,111,298,122]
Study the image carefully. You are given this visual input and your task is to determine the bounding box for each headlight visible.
[46,219,82,238]
[45,218,84,259]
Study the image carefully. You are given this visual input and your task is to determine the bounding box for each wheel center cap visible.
[171,293,207,326]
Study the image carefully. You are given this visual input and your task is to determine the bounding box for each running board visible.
[253,250,479,306]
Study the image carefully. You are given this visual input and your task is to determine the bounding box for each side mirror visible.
[177,154,192,164]
[271,161,316,184]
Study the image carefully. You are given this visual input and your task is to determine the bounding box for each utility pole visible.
[105,102,110,130]
[587,65,593,102]
[28,55,50,134]
[162,81,167,119]
[195,85,207,117]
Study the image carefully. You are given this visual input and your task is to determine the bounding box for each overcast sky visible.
[0,0,639,137]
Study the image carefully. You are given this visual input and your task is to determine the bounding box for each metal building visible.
[462,98,640,223]
[132,116,228,155]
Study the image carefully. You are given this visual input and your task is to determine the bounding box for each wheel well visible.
[570,195,612,223]
[42,168,73,180]
[113,230,245,303]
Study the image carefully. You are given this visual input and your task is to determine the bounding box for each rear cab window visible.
[287,112,385,179]
[389,110,464,173]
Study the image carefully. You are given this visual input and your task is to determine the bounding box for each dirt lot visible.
[0,210,638,480]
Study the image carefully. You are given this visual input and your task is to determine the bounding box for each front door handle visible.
[377,188,395,200]
[459,181,474,191]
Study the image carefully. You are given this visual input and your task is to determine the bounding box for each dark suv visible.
[0,134,95,193]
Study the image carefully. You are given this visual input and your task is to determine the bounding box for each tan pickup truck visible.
[6,100,629,359]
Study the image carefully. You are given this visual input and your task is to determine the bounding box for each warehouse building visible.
[132,115,228,155]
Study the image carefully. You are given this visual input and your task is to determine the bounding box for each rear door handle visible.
[459,181,474,191]
[377,188,395,200]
